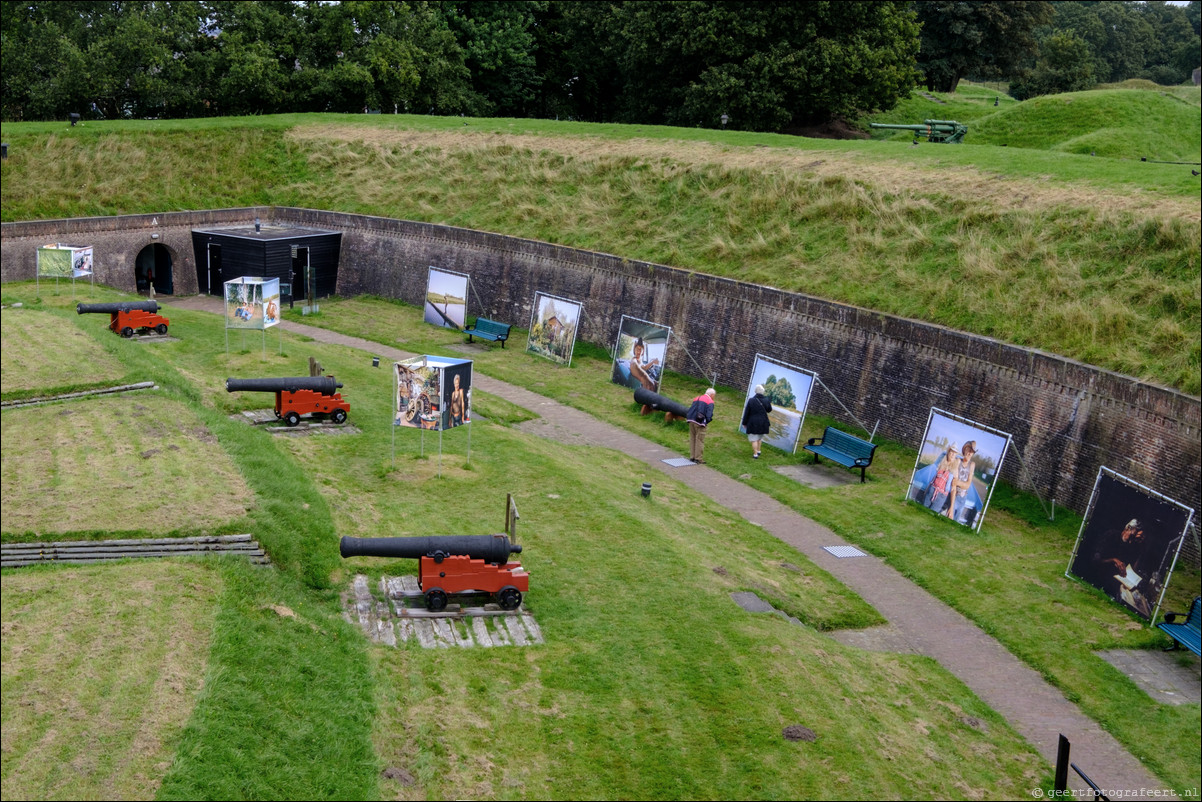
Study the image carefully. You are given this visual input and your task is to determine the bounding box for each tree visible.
[1052,1,1152,84]
[436,1,543,117]
[1010,30,1094,100]
[601,1,921,131]
[915,0,1053,92]
[1134,0,1199,84]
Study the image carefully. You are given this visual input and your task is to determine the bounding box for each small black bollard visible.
[641,482,652,498]
[372,357,380,368]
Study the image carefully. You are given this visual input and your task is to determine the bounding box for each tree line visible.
[2,1,1199,128]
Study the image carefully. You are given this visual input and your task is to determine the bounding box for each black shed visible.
[191,223,342,300]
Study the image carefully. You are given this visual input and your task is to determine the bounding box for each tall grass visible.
[2,87,1200,395]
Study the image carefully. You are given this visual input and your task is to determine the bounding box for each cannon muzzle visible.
[226,376,343,395]
[340,534,521,565]
[634,387,689,419]
[77,301,160,315]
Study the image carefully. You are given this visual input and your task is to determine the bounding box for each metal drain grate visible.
[662,457,697,467]
[823,545,868,558]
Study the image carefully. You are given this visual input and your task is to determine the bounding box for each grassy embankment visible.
[3,286,1065,799]
[1,81,1198,394]
[1,82,1198,798]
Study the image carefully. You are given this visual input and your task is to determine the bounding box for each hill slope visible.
[1,89,1199,394]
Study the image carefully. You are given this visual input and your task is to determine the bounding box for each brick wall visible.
[5,208,1198,551]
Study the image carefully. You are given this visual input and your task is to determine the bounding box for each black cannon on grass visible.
[340,534,528,611]
[226,375,350,426]
[77,300,169,337]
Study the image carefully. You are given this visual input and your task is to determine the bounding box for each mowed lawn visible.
[1,561,221,801]
[0,285,1066,799]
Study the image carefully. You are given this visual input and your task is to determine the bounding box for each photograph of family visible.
[908,409,1011,531]
[424,267,468,330]
[740,355,817,454]
[527,292,582,366]
[1067,468,1194,621]
[611,316,670,394]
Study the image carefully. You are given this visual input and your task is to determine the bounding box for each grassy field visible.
[1,81,1198,394]
[3,283,1087,800]
[2,561,221,800]
[277,292,1202,795]
[1,80,1199,798]
[3,283,1196,799]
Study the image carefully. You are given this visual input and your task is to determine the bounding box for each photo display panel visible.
[424,267,469,330]
[907,408,1011,532]
[611,315,671,395]
[527,292,583,366]
[740,354,817,454]
[1067,467,1194,622]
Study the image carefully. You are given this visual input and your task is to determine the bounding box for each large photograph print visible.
[424,267,469,330]
[1067,468,1194,621]
[224,277,265,330]
[907,408,1011,531]
[741,355,816,454]
[527,292,583,366]
[394,356,473,431]
[611,316,670,394]
[37,244,93,278]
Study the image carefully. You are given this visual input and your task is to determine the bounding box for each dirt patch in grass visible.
[1,307,126,394]
[287,125,1199,222]
[1,561,221,800]
[1,395,253,536]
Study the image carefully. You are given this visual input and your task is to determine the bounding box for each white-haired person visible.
[741,384,772,459]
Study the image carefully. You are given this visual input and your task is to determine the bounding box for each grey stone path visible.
[170,294,1184,796]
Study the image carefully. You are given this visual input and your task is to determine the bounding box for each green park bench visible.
[1158,597,1201,656]
[464,317,512,348]
[803,426,878,483]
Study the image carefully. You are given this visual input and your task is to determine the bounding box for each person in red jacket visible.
[686,388,715,463]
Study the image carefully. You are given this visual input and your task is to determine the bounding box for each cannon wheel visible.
[331,409,347,424]
[155,323,168,335]
[425,588,448,612]
[120,326,134,338]
[498,586,522,611]
[283,411,301,427]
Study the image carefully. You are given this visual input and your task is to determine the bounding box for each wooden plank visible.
[471,616,495,647]
[502,614,529,647]
[520,612,545,645]
[2,534,254,550]
[489,617,512,646]
[430,618,457,648]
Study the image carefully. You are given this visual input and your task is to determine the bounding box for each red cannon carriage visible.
[226,375,350,426]
[340,534,528,612]
[77,301,170,337]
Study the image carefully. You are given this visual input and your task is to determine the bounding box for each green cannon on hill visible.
[870,119,968,144]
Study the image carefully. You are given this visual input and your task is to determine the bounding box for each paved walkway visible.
[171,295,1177,796]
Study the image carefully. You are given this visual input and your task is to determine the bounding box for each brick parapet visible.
[4,206,1198,542]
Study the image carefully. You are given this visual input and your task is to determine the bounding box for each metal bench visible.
[464,317,512,348]
[802,426,878,483]
[1157,596,1201,656]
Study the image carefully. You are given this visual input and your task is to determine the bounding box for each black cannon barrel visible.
[226,376,343,395]
[77,301,159,315]
[340,534,521,564]
[634,387,689,419]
